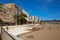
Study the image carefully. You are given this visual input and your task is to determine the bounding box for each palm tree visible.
[19,13,28,25]
[14,14,20,25]
[14,5,28,25]
[0,18,3,40]
[0,18,3,26]
[14,11,28,25]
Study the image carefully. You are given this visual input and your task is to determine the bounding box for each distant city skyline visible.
[0,0,60,20]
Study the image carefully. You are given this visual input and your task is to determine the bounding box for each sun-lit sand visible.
[2,23,60,40]
[18,23,60,40]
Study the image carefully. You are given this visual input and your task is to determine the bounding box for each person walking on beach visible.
[6,26,9,31]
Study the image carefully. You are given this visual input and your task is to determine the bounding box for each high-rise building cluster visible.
[0,3,41,24]
[29,16,41,23]
[0,3,29,23]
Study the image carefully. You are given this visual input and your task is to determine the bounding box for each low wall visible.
[1,28,23,40]
[1,28,15,40]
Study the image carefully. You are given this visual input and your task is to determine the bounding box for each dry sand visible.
[19,23,60,40]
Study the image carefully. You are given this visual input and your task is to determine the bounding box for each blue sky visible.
[0,0,60,20]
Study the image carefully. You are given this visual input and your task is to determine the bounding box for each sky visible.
[0,0,60,20]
